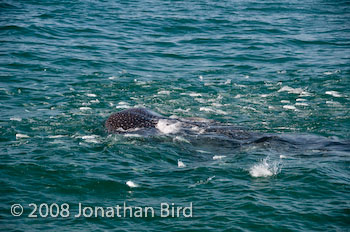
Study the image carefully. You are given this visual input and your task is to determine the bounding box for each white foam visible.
[195,98,206,103]
[48,135,65,138]
[296,98,307,101]
[126,181,138,188]
[16,134,29,139]
[325,91,341,98]
[196,150,211,154]
[213,155,226,160]
[276,127,293,130]
[135,81,148,86]
[212,103,223,107]
[124,134,142,137]
[174,108,190,113]
[156,119,181,134]
[324,70,340,75]
[190,126,200,132]
[278,86,309,96]
[189,93,202,97]
[49,140,65,144]
[174,136,190,143]
[200,107,227,115]
[79,107,92,110]
[90,99,100,103]
[224,79,231,85]
[281,100,290,103]
[116,102,130,108]
[82,135,96,139]
[199,75,203,81]
[10,117,22,122]
[216,109,228,115]
[234,84,246,88]
[116,105,130,109]
[295,102,308,106]
[86,93,97,97]
[326,100,341,106]
[178,160,186,168]
[249,158,281,178]
[82,135,99,143]
[108,76,118,80]
[199,107,213,112]
[243,106,259,112]
[283,105,296,110]
[207,176,215,181]
[189,176,215,188]
[158,90,170,95]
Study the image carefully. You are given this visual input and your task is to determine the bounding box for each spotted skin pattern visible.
[105,108,161,132]
[105,108,350,149]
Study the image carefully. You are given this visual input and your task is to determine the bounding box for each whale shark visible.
[105,108,264,143]
[105,107,350,152]
[105,108,164,133]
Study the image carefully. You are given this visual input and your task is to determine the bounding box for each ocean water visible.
[1,0,350,231]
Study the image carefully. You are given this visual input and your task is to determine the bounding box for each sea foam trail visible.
[249,158,281,178]
[81,135,100,143]
[156,119,181,134]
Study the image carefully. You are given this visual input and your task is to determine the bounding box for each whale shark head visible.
[105,108,162,133]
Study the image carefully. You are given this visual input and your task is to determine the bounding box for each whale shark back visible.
[105,108,162,132]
